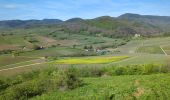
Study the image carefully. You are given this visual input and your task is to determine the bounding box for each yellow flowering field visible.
[55,56,129,64]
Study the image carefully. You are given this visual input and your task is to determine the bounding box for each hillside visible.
[1,13,170,37]
[118,13,170,32]
[0,19,63,29]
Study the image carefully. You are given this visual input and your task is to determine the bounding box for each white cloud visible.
[0,4,25,9]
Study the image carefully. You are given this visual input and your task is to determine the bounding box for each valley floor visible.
[1,37,170,76]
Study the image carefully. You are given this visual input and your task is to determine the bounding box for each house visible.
[85,49,94,52]
[96,49,110,54]
[134,34,141,38]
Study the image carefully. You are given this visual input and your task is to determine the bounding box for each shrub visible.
[1,80,45,100]
[0,66,83,99]
[108,64,167,76]
[126,65,143,75]
[0,78,9,92]
[142,64,160,74]
[55,67,83,90]
[32,45,43,50]
[114,66,127,75]
[159,64,170,73]
[0,49,13,54]
[77,67,105,77]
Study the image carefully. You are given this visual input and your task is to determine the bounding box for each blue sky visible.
[0,0,170,20]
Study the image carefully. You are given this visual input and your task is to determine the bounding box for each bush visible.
[77,67,105,77]
[0,78,9,92]
[0,50,13,54]
[142,64,160,74]
[55,67,83,90]
[160,63,170,73]
[0,66,83,99]
[126,65,143,75]
[114,66,127,75]
[106,64,168,76]
[32,45,43,50]
[1,80,45,100]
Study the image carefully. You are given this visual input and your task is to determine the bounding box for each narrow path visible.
[160,46,168,56]
[116,56,138,63]
[0,58,44,68]
[0,57,46,72]
[0,62,46,72]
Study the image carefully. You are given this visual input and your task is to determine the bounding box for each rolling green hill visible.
[1,13,170,38]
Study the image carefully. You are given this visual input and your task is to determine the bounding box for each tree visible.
[11,51,20,58]
[89,45,93,49]
[73,45,76,49]
[32,45,42,50]
[84,45,88,49]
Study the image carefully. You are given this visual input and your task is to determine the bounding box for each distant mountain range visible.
[1,13,170,37]
[0,19,63,28]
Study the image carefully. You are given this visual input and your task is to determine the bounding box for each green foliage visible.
[32,45,42,50]
[114,66,127,75]
[0,49,13,54]
[32,73,170,100]
[76,67,105,77]
[108,64,169,76]
[0,78,9,92]
[1,80,45,100]
[55,67,83,90]
[0,67,83,100]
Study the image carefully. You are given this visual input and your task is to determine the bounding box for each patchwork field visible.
[1,37,170,75]
[1,35,170,100]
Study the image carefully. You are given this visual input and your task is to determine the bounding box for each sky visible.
[0,0,170,20]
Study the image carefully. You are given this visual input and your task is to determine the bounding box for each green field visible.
[136,45,163,54]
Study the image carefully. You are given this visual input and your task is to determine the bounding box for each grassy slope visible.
[33,74,170,100]
[136,45,164,54]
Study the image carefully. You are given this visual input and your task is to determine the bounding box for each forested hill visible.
[1,13,170,37]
